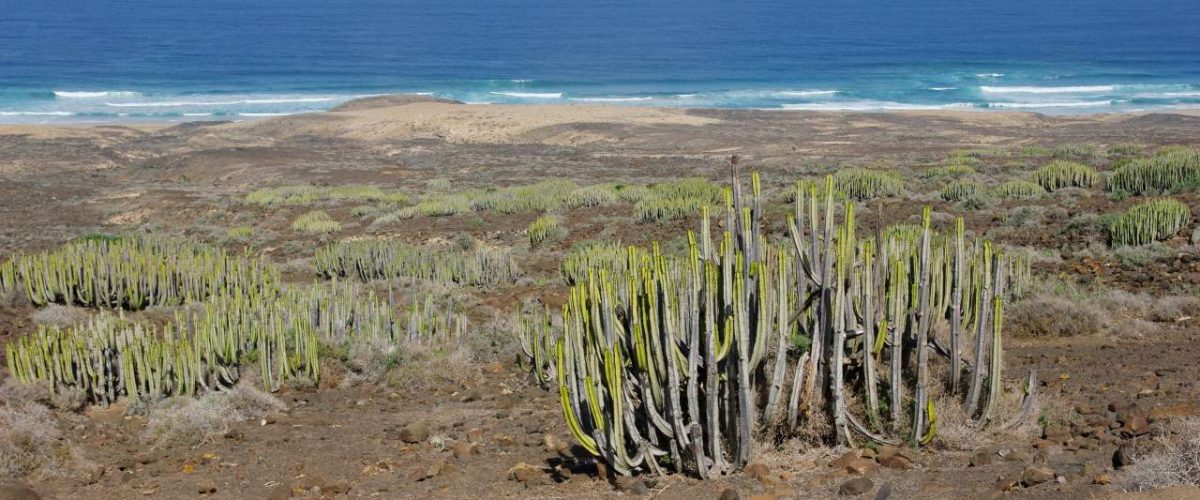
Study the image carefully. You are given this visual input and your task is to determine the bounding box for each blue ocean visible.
[2,0,1198,122]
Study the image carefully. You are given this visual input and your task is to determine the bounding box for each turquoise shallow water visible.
[2,0,1198,122]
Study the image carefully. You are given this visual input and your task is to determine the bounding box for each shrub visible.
[1007,295,1107,337]
[1108,198,1191,246]
[1107,144,1144,157]
[0,403,90,479]
[1031,160,1098,191]
[993,180,1043,199]
[1120,418,1200,491]
[635,196,707,223]
[145,385,286,448]
[614,184,652,203]
[781,178,846,202]
[291,210,341,234]
[1108,149,1200,195]
[833,168,903,199]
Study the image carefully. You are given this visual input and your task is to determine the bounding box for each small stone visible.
[876,445,915,463]
[969,451,993,467]
[878,455,912,470]
[0,484,41,500]
[1043,423,1072,444]
[196,479,217,495]
[839,477,874,496]
[1122,415,1150,437]
[616,477,650,495]
[452,441,475,460]
[994,472,1022,492]
[718,488,740,500]
[1147,404,1197,423]
[860,448,877,460]
[1002,448,1029,462]
[1113,444,1134,469]
[399,422,429,444]
[1074,404,1094,415]
[1021,467,1055,487]
[543,434,571,457]
[416,459,446,481]
[508,463,544,484]
[745,463,771,482]
[1093,473,1112,485]
[874,483,892,500]
[845,458,879,476]
[830,451,861,469]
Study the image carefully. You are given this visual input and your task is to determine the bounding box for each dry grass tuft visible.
[1121,418,1200,491]
[145,384,286,448]
[1007,295,1108,337]
[0,402,91,480]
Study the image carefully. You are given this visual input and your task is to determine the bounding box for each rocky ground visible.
[1,99,1199,499]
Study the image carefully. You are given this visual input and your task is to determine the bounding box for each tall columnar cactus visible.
[314,240,519,286]
[551,159,1028,476]
[1108,198,1192,246]
[1107,148,1200,195]
[1031,160,1099,191]
[832,168,904,200]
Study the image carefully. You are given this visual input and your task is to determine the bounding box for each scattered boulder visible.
[1021,467,1055,487]
[745,462,771,482]
[878,455,913,470]
[969,451,993,467]
[1093,473,1112,485]
[1043,423,1072,444]
[400,421,430,444]
[831,451,860,469]
[508,462,546,485]
[845,458,879,476]
[452,441,476,460]
[615,476,650,495]
[839,478,874,496]
[719,488,740,500]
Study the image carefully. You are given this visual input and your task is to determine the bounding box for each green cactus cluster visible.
[833,168,903,200]
[560,241,629,285]
[528,215,563,245]
[614,184,653,204]
[551,168,1032,476]
[517,306,558,389]
[1108,198,1192,246]
[291,210,342,234]
[1107,148,1200,195]
[566,184,620,209]
[314,240,519,286]
[940,180,986,202]
[922,164,977,179]
[993,180,1043,199]
[635,196,711,223]
[246,184,409,206]
[1030,160,1098,191]
[5,236,277,310]
[225,225,255,240]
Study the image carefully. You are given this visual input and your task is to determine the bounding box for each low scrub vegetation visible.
[314,239,519,286]
[291,210,342,234]
[1108,198,1191,246]
[1031,160,1098,191]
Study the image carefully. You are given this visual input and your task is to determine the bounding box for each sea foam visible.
[980,85,1116,94]
[54,90,141,98]
[489,92,563,99]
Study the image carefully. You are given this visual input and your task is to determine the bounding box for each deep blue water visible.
[2,0,1199,122]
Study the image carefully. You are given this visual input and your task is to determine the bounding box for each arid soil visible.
[2,99,1200,499]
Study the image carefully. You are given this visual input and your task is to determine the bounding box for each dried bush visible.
[1007,295,1108,337]
[1121,418,1200,491]
[145,385,286,448]
[0,403,89,479]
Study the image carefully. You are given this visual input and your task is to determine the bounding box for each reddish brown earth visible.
[1,101,1200,499]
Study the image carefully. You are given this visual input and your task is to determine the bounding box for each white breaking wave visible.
[54,90,141,98]
[489,91,563,99]
[981,85,1116,94]
[975,73,1005,78]
[986,100,1116,109]
[928,87,958,91]
[780,100,969,111]
[0,111,75,116]
[1132,91,1200,99]
[106,97,338,107]
[775,90,841,97]
[183,113,214,117]
[674,94,697,98]
[238,112,299,117]
[570,96,653,102]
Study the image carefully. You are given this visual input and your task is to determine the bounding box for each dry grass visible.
[1007,295,1108,337]
[144,384,286,448]
[1120,418,1200,491]
[0,402,91,480]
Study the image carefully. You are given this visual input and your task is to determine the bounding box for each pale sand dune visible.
[221,102,721,145]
